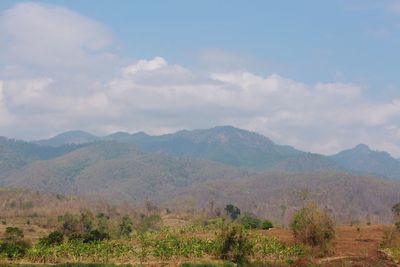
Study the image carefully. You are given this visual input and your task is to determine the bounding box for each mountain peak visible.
[36,130,98,146]
[354,144,371,152]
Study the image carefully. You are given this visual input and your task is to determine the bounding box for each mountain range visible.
[34,126,400,178]
[1,125,400,224]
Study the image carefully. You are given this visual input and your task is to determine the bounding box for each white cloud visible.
[0,2,115,69]
[0,2,400,157]
[122,57,167,77]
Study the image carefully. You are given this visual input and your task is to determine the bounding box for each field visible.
[0,213,398,267]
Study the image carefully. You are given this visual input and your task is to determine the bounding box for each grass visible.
[0,264,131,267]
[0,225,303,266]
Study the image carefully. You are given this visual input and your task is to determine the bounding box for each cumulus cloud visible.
[122,57,168,77]
[0,2,115,69]
[0,2,400,156]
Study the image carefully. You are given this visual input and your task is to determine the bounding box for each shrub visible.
[138,214,162,232]
[240,213,261,229]
[39,231,64,246]
[395,221,400,231]
[0,227,30,258]
[290,203,335,248]
[119,215,133,236]
[68,230,109,243]
[4,227,24,241]
[225,204,241,220]
[0,239,30,258]
[216,224,253,266]
[261,220,273,230]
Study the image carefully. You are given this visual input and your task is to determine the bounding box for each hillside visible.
[0,127,400,225]
[166,171,400,225]
[330,144,400,179]
[2,142,248,201]
[272,153,344,172]
[0,137,82,177]
[0,187,132,219]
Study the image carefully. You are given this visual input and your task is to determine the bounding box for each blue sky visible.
[0,1,400,155]
[1,0,398,90]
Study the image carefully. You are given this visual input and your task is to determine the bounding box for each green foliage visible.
[181,262,235,267]
[224,204,241,220]
[138,214,162,232]
[39,231,64,246]
[0,239,30,258]
[239,214,273,230]
[290,203,335,249]
[261,220,273,230]
[216,224,253,265]
[96,212,110,233]
[59,213,80,235]
[69,230,110,243]
[119,215,133,237]
[79,210,94,233]
[0,227,30,258]
[252,236,303,261]
[240,213,261,229]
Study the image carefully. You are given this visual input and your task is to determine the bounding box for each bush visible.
[240,213,262,229]
[261,220,273,230]
[0,227,30,258]
[224,204,241,220]
[138,214,162,232]
[290,203,334,248]
[4,227,24,240]
[39,231,64,246]
[216,224,253,266]
[395,221,400,231]
[0,239,30,258]
[239,214,273,230]
[69,230,109,243]
[119,215,133,236]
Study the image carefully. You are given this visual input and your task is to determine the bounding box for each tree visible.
[96,212,109,233]
[392,202,400,230]
[217,224,253,266]
[4,227,24,241]
[79,210,94,233]
[0,227,30,258]
[225,204,241,220]
[291,203,335,248]
[240,213,261,229]
[39,231,64,246]
[119,215,133,237]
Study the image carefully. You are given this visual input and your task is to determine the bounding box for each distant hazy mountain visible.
[0,137,81,176]
[3,142,247,201]
[30,126,400,177]
[36,126,303,171]
[330,144,400,179]
[36,130,99,146]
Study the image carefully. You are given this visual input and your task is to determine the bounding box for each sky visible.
[0,0,400,156]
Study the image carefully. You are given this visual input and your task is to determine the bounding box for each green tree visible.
[96,212,109,233]
[119,215,133,237]
[0,227,30,258]
[225,204,241,220]
[217,224,253,266]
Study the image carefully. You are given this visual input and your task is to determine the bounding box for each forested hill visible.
[30,126,400,179]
